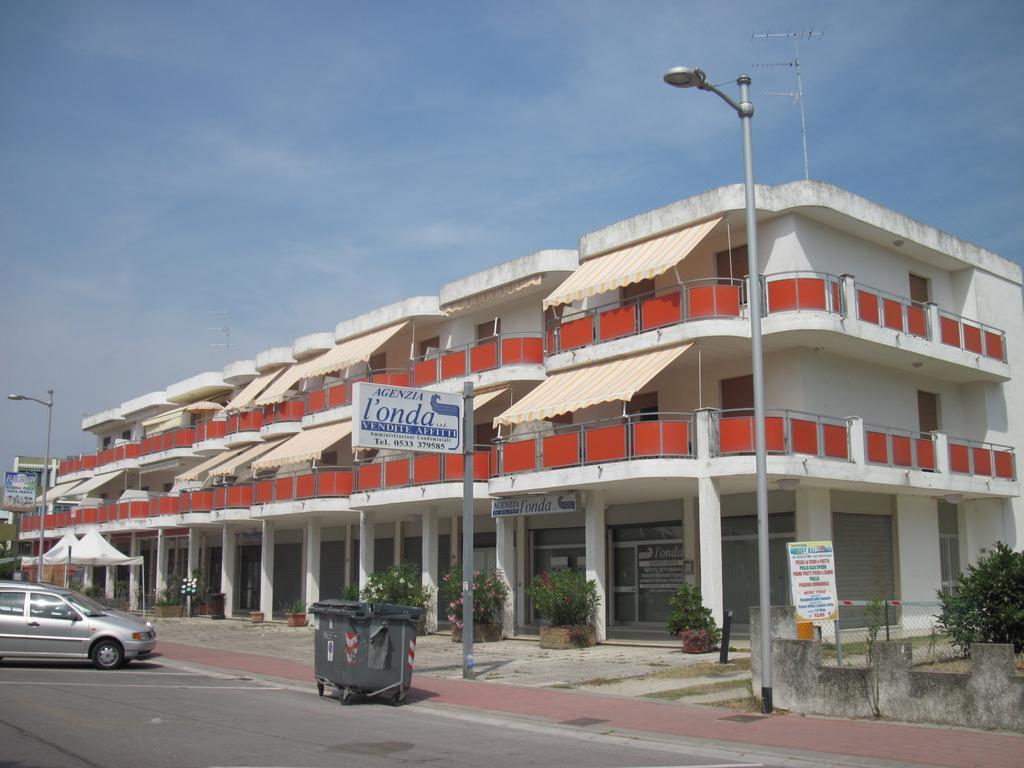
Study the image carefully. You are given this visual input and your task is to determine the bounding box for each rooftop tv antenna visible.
[752,28,824,180]
[208,310,234,363]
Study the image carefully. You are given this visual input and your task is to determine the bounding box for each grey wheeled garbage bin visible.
[310,599,423,706]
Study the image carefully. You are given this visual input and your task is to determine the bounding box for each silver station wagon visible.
[0,580,157,669]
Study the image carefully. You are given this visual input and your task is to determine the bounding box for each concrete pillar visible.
[840,273,857,321]
[221,524,236,618]
[83,565,93,589]
[450,515,460,567]
[343,523,353,589]
[584,490,607,643]
[694,408,715,459]
[104,563,116,599]
[156,529,168,595]
[848,417,866,466]
[187,529,200,577]
[515,516,527,626]
[393,521,402,565]
[925,301,939,342]
[933,432,950,475]
[358,510,374,589]
[682,496,698,586]
[495,515,515,637]
[421,507,439,633]
[961,497,1006,566]
[895,495,942,602]
[795,486,832,541]
[260,520,275,617]
[128,534,139,610]
[697,476,723,626]
[305,518,321,609]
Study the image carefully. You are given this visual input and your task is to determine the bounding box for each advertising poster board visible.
[352,382,463,454]
[3,471,40,513]
[787,540,839,622]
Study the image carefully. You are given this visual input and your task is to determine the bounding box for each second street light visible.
[663,66,773,713]
[8,390,54,582]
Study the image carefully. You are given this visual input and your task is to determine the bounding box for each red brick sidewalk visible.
[156,641,1022,768]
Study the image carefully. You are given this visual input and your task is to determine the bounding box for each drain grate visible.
[560,717,609,727]
[720,714,768,723]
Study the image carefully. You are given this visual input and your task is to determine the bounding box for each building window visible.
[909,273,930,304]
[716,245,748,280]
[121,430,132,441]
[418,337,440,359]
[720,374,754,413]
[917,391,940,433]
[476,318,501,341]
[368,351,386,372]
[102,436,112,448]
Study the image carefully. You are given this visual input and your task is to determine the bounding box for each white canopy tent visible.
[70,529,148,614]
[19,531,80,567]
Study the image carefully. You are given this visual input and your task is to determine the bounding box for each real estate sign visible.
[491,493,577,518]
[3,471,39,513]
[352,382,463,454]
[786,540,839,622]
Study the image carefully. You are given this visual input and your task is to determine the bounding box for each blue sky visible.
[2,1,1022,466]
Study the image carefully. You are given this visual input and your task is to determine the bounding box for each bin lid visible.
[309,598,367,616]
[368,602,424,620]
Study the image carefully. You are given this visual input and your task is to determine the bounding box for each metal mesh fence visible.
[816,600,961,667]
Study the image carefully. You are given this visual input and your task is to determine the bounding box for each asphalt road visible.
[0,658,791,768]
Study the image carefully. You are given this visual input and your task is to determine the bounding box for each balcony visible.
[194,419,227,442]
[58,441,141,478]
[713,409,850,461]
[305,369,410,416]
[140,427,197,459]
[411,333,544,387]
[355,449,495,492]
[938,310,1006,362]
[224,410,264,446]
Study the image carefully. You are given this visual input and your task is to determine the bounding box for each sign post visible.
[461,382,474,679]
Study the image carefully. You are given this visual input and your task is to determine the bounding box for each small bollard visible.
[719,609,733,664]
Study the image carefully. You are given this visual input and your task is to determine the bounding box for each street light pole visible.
[663,67,772,713]
[9,390,54,582]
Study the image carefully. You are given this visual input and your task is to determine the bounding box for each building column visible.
[155,529,168,596]
[895,495,942,602]
[304,518,321,611]
[848,417,866,465]
[450,515,460,567]
[795,486,832,541]
[104,562,116,599]
[697,476,724,627]
[515,516,527,627]
[343,523,353,590]
[682,496,698,586]
[421,506,439,633]
[960,497,1006,566]
[128,534,139,610]
[840,273,857,321]
[187,529,201,577]
[358,510,374,589]
[221,524,236,619]
[584,490,607,643]
[260,520,275,617]
[83,565,93,589]
[393,521,402,566]
[495,515,515,638]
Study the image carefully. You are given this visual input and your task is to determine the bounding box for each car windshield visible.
[62,592,107,617]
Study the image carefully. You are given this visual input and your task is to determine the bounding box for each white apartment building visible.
[20,181,1021,639]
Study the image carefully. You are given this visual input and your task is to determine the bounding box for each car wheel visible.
[92,639,124,670]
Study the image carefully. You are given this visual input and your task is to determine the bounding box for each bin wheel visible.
[340,688,354,706]
[390,690,406,707]
[316,682,325,697]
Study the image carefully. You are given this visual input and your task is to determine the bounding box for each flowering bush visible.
[528,569,599,627]
[666,584,721,648]
[361,562,433,609]
[442,566,510,629]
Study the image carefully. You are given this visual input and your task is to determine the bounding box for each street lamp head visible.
[8,394,26,401]
[663,66,707,89]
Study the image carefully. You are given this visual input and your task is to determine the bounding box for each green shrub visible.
[527,569,599,627]
[442,566,510,628]
[666,584,721,647]
[937,542,1024,656]
[361,562,432,609]
[156,584,181,606]
[341,583,360,600]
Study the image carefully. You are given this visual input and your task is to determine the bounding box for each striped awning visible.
[251,422,353,472]
[142,406,188,435]
[175,447,247,483]
[208,441,280,479]
[543,217,721,309]
[37,479,85,503]
[185,401,223,413]
[493,344,691,427]
[472,386,511,411]
[441,275,542,316]
[64,470,126,498]
[223,369,286,412]
[255,323,408,406]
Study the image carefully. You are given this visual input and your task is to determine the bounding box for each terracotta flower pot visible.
[539,625,597,649]
[680,628,711,653]
[451,622,503,643]
[287,613,307,627]
[250,611,265,624]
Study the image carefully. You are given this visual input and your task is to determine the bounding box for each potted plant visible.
[153,584,183,618]
[361,562,433,633]
[528,569,600,649]
[666,584,721,653]
[284,598,308,627]
[341,583,360,600]
[442,566,510,642]
[250,610,265,624]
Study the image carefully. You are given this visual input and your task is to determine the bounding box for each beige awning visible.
[185,401,223,413]
[473,386,511,411]
[223,369,286,412]
[142,406,188,436]
[255,322,408,406]
[209,441,280,478]
[251,422,353,472]
[543,217,721,309]
[64,470,126,497]
[493,344,691,427]
[441,275,542,316]
[37,479,85,503]
[175,447,247,483]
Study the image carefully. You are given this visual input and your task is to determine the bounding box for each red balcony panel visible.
[797,278,827,310]
[906,305,927,338]
[158,496,173,515]
[318,470,353,496]
[546,327,556,354]
[470,341,499,372]
[641,293,681,330]
[972,447,992,477]
[719,417,753,454]
[502,439,536,473]
[490,447,499,477]
[207,420,227,439]
[275,478,294,500]
[385,459,411,488]
[83,455,97,470]
[239,411,264,431]
[690,285,737,318]
[558,316,593,350]
[212,487,227,508]
[502,337,543,365]
[126,443,140,459]
[940,316,961,347]
[227,415,239,433]
[598,306,637,340]
[866,431,888,464]
[831,281,842,313]
[117,503,131,520]
[327,383,350,409]
[994,450,1014,479]
[585,424,627,463]
[358,463,382,491]
[962,324,983,355]
[542,432,580,469]
[228,485,253,507]
[296,474,316,498]
[767,279,798,312]
[916,438,935,470]
[255,480,275,503]
[949,444,970,474]
[472,452,491,481]
[131,501,149,518]
[413,359,439,387]
[891,435,913,467]
[441,350,466,381]
[178,429,195,448]
[413,454,442,484]
[858,291,880,324]
[882,299,904,332]
[822,426,847,459]
[790,419,819,456]
[307,389,326,412]
[984,331,1004,361]
[371,371,410,386]
[765,417,785,452]
[443,454,465,481]
[83,508,97,524]
[192,491,213,512]
[659,421,689,455]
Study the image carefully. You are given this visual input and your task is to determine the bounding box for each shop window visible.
[476,318,501,341]
[909,273,930,304]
